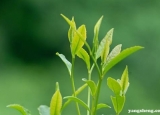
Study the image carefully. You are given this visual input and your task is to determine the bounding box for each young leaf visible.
[56,52,72,76]
[38,105,50,115]
[77,48,90,70]
[63,96,90,112]
[96,28,114,59]
[50,82,62,115]
[82,78,97,96]
[92,16,103,53]
[68,17,76,42]
[7,104,31,115]
[107,77,121,95]
[111,95,125,115]
[61,83,87,111]
[61,14,74,28]
[96,103,111,110]
[71,25,86,56]
[103,46,144,75]
[120,66,129,95]
[101,41,110,64]
[105,44,122,64]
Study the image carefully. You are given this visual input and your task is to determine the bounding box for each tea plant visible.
[7,14,143,115]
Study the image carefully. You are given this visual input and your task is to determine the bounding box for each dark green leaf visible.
[38,105,50,115]
[7,104,31,115]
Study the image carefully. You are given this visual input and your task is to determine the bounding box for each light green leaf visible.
[61,14,74,28]
[111,95,125,115]
[50,82,62,115]
[56,52,72,76]
[107,77,121,95]
[92,16,103,53]
[120,66,129,95]
[63,96,90,112]
[96,103,111,110]
[38,105,50,115]
[101,41,110,64]
[106,44,122,64]
[61,83,87,111]
[68,17,76,42]
[96,28,114,59]
[7,104,31,115]
[77,48,90,70]
[82,78,97,96]
[71,25,86,56]
[103,46,144,75]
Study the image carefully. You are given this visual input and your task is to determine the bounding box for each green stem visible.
[87,64,95,115]
[92,79,103,115]
[71,57,81,115]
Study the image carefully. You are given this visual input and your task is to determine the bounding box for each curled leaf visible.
[56,53,72,76]
[71,25,87,56]
[61,83,87,111]
[82,78,97,96]
[7,104,31,115]
[119,66,129,95]
[63,96,90,112]
[77,48,90,70]
[50,82,62,115]
[96,103,111,110]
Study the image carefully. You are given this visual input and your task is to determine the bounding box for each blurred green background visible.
[0,0,160,115]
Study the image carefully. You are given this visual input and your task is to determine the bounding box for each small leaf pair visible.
[107,66,129,115]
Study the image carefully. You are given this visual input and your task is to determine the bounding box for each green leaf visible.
[96,103,111,110]
[50,82,62,115]
[71,25,86,56]
[63,96,90,112]
[92,16,103,53]
[101,41,110,64]
[68,17,76,42]
[61,14,74,28]
[103,46,144,75]
[111,95,125,115]
[96,28,114,59]
[56,52,72,76]
[7,104,31,115]
[82,78,97,96]
[107,77,121,95]
[61,83,87,111]
[120,66,129,95]
[106,44,122,64]
[77,48,90,70]
[38,105,50,115]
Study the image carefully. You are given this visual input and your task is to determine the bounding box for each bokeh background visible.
[0,0,160,115]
